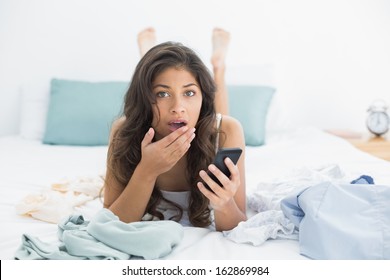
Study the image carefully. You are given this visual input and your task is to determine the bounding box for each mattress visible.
[1,127,389,260]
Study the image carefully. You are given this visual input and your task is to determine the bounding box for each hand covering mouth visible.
[168,120,188,131]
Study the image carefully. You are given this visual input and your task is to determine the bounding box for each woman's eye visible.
[185,90,195,97]
[157,91,170,98]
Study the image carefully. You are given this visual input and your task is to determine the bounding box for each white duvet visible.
[1,127,389,260]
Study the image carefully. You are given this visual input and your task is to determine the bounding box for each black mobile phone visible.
[203,147,242,191]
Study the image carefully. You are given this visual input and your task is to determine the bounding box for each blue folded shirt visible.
[281,180,390,259]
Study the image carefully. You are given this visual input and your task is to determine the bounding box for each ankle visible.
[213,65,226,80]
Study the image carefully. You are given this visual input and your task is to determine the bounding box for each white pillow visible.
[265,89,296,133]
[226,64,294,133]
[19,84,50,140]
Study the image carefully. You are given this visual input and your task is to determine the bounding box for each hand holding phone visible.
[203,147,242,191]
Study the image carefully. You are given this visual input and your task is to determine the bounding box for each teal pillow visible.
[43,79,128,146]
[228,85,275,146]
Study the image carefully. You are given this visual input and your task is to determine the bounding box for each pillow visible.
[43,79,128,146]
[228,85,275,146]
[19,84,50,140]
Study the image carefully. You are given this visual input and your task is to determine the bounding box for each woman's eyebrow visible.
[152,84,170,89]
[183,83,199,88]
[153,83,199,89]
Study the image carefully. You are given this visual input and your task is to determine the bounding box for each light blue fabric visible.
[281,182,390,259]
[15,208,184,260]
[42,79,274,146]
[86,208,183,259]
[228,85,275,146]
[15,234,84,260]
[43,79,128,146]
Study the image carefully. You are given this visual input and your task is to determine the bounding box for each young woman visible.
[103,30,246,231]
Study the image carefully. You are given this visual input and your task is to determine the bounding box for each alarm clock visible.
[366,100,390,137]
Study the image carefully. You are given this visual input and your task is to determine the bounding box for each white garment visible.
[248,164,346,212]
[15,190,92,223]
[143,190,215,229]
[15,176,104,223]
[223,210,297,246]
[224,164,346,246]
[158,190,192,227]
[215,113,222,152]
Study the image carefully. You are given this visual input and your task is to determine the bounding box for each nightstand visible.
[326,130,390,161]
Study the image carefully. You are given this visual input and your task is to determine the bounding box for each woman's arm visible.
[198,115,247,231]
[103,119,156,223]
[104,159,158,224]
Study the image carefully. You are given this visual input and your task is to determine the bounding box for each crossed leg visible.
[137,27,156,57]
[211,28,230,115]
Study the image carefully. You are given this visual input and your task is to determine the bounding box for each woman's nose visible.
[170,97,185,113]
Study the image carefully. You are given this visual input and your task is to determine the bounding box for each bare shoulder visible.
[219,115,245,148]
[109,116,126,142]
[220,115,242,131]
[112,116,126,131]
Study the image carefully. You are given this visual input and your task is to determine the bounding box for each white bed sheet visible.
[1,127,389,260]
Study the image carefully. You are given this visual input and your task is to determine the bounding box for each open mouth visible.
[168,120,188,131]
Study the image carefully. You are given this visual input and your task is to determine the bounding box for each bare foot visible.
[211,28,230,69]
[137,27,156,57]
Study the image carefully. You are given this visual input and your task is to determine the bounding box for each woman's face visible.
[151,67,203,140]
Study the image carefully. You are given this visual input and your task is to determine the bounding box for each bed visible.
[1,125,389,260]
[1,77,389,260]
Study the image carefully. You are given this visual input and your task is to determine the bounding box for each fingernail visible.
[209,164,216,172]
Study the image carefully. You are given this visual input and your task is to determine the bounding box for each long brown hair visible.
[107,42,218,227]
